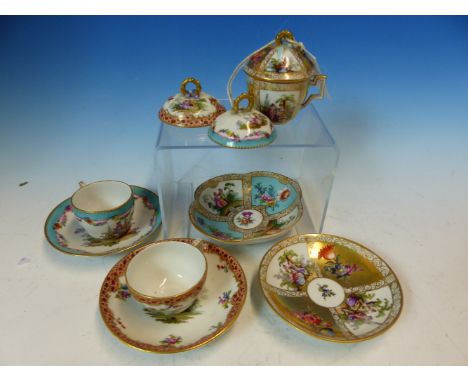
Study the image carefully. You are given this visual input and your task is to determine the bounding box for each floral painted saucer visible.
[159,77,226,128]
[259,234,403,343]
[44,186,162,256]
[189,171,303,245]
[99,238,247,353]
[208,91,276,149]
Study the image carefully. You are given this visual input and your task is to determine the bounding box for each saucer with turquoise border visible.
[44,186,162,256]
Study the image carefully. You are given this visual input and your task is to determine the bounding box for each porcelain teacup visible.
[125,241,207,315]
[71,180,135,240]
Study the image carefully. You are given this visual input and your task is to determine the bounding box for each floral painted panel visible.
[262,206,299,236]
[318,244,362,279]
[251,176,297,214]
[274,248,315,291]
[318,284,336,300]
[336,287,393,335]
[236,211,255,226]
[200,181,243,216]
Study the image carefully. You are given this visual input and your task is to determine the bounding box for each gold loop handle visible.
[78,181,86,188]
[302,74,327,108]
[180,77,202,97]
[232,93,254,113]
[275,30,295,46]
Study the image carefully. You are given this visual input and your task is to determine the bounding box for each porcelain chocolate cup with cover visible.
[228,30,327,125]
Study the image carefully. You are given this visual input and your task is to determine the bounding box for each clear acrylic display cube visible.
[153,101,339,246]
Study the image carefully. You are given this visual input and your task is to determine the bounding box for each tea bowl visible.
[71,180,134,240]
[125,241,207,315]
[189,171,303,245]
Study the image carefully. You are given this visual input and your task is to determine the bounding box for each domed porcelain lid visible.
[208,92,276,149]
[159,77,226,128]
[243,30,318,83]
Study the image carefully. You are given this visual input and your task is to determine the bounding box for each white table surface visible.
[1,99,467,365]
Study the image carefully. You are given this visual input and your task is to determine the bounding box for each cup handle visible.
[78,181,86,188]
[301,74,327,108]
